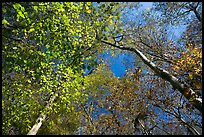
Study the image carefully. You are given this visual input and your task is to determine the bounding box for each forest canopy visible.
[2,2,202,135]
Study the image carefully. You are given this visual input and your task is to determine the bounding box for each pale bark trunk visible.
[27,94,56,135]
[101,40,202,113]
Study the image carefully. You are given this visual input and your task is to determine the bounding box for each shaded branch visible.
[153,104,201,135]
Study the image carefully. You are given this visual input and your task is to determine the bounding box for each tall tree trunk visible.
[101,40,202,113]
[27,94,56,135]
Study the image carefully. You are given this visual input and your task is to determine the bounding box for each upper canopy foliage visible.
[2,2,202,135]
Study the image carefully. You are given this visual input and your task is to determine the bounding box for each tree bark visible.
[27,94,56,135]
[101,40,202,113]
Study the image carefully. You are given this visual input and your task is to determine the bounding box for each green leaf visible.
[18,11,25,19]
[2,19,9,26]
[110,2,114,6]
[101,4,105,8]
[27,80,31,83]
[13,3,21,10]
[46,50,50,54]
[33,6,38,12]
[28,28,35,33]
[105,27,110,32]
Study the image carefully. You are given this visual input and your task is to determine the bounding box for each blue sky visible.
[103,51,135,77]
[140,2,153,10]
[103,2,186,78]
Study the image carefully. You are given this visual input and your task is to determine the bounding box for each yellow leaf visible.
[195,82,202,89]
[86,2,92,6]
[189,73,193,79]
[27,80,31,83]
[86,9,91,14]
[169,41,173,45]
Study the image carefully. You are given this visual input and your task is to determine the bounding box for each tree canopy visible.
[2,2,202,135]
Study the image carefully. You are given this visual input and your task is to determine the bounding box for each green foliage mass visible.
[2,2,121,135]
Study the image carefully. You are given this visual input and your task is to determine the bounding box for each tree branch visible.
[153,104,201,135]
[192,3,201,22]
[101,40,202,113]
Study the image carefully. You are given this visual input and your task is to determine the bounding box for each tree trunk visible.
[27,94,56,135]
[101,40,202,113]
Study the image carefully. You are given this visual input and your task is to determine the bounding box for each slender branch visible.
[80,103,94,125]
[177,95,183,118]
[192,4,201,22]
[154,104,201,135]
[100,125,111,135]
[138,40,152,49]
[145,51,175,64]
[174,9,192,20]
[79,102,96,134]
[137,119,149,135]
